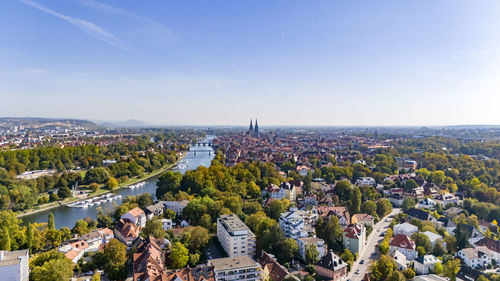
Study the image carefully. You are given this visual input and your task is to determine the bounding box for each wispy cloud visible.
[19,0,137,54]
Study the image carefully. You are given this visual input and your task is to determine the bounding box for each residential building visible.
[209,255,262,281]
[413,275,448,281]
[389,234,418,261]
[418,198,436,209]
[279,209,316,239]
[163,200,189,215]
[315,250,348,281]
[342,224,365,255]
[457,246,495,269]
[297,237,327,262]
[391,250,407,271]
[114,219,140,247]
[355,177,376,186]
[161,218,173,231]
[217,214,256,257]
[404,208,432,221]
[316,206,350,227]
[256,251,297,281]
[414,255,440,275]
[435,217,456,234]
[79,228,114,252]
[145,202,164,220]
[435,193,460,205]
[59,240,90,263]
[163,265,215,281]
[393,222,418,237]
[0,250,29,281]
[351,214,374,227]
[133,237,166,281]
[456,266,487,281]
[121,207,147,228]
[422,231,446,248]
[473,237,500,262]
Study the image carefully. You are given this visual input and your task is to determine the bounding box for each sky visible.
[1,0,500,126]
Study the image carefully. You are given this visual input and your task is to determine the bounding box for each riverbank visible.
[17,152,186,218]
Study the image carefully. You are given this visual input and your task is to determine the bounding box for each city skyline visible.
[1,0,500,126]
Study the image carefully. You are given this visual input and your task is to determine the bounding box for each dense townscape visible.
[0,121,499,281]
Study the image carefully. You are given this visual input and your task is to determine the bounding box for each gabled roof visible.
[456,266,486,281]
[343,224,363,239]
[115,219,140,239]
[404,208,430,221]
[256,251,292,281]
[127,207,146,217]
[316,250,347,271]
[473,237,500,253]
[389,234,416,250]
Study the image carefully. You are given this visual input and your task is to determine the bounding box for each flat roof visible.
[218,214,252,234]
[209,255,259,271]
[0,250,28,267]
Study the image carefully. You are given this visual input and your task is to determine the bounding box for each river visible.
[21,136,216,229]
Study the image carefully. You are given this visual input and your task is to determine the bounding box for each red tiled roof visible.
[389,234,416,250]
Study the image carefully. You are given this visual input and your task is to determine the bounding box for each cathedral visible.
[248,119,259,138]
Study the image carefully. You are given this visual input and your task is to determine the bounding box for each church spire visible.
[249,119,253,131]
[254,119,259,137]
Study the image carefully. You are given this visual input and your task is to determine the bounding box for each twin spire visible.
[248,118,259,137]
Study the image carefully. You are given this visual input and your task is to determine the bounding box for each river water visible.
[22,136,215,229]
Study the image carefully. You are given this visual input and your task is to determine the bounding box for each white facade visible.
[355,177,376,186]
[414,255,440,275]
[393,222,418,236]
[163,200,189,215]
[457,246,495,269]
[210,255,262,281]
[297,237,327,262]
[217,214,256,257]
[279,210,316,239]
[0,250,29,281]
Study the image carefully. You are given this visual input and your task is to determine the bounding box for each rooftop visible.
[209,255,260,271]
[218,214,253,235]
[0,250,28,267]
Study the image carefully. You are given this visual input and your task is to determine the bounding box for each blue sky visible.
[1,0,499,126]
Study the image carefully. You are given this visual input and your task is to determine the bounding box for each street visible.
[347,208,401,281]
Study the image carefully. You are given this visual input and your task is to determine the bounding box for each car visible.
[497,268,500,273]
[360,260,365,264]
[355,270,360,274]
[371,251,376,255]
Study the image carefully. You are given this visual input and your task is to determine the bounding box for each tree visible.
[443,259,461,281]
[370,255,395,281]
[335,180,352,201]
[412,232,432,252]
[72,219,89,236]
[0,226,11,251]
[57,187,72,199]
[92,272,101,281]
[89,183,100,192]
[340,249,354,271]
[84,167,110,184]
[431,171,446,186]
[433,240,447,257]
[319,216,343,250]
[103,239,128,281]
[304,243,319,265]
[142,218,166,239]
[27,223,33,254]
[48,213,55,230]
[379,239,389,255]
[376,198,392,218]
[405,179,418,189]
[387,271,405,281]
[434,261,443,274]
[156,171,182,198]
[106,177,118,189]
[402,268,415,279]
[30,250,74,281]
[277,238,298,264]
[348,186,362,214]
[169,242,189,268]
[45,229,62,248]
[184,226,210,252]
[417,246,426,256]
[402,197,416,212]
[164,209,177,220]
[362,200,377,216]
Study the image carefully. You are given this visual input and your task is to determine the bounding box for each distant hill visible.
[97,119,149,128]
[0,117,98,129]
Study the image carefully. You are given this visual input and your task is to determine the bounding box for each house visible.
[418,198,436,209]
[163,265,215,281]
[456,266,487,281]
[279,209,316,239]
[121,207,147,228]
[59,240,90,263]
[389,234,418,261]
[457,246,495,269]
[297,237,327,262]
[315,250,348,281]
[435,193,459,205]
[163,200,189,215]
[393,222,418,237]
[161,218,173,231]
[456,224,484,244]
[477,219,493,233]
[435,217,456,234]
[413,275,448,281]
[316,206,350,227]
[351,214,374,227]
[256,251,297,281]
[209,255,262,281]
[296,166,311,177]
[133,237,166,281]
[342,224,366,255]
[395,157,417,171]
[355,177,376,187]
[217,214,256,257]
[473,237,500,262]
[414,255,440,275]
[0,250,29,281]
[145,202,164,220]
[263,182,299,202]
[404,208,432,221]
[390,250,407,270]
[422,231,446,248]
[303,194,318,206]
[114,219,140,247]
[79,228,114,252]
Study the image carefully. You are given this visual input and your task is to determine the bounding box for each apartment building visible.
[217,214,256,257]
[209,255,262,281]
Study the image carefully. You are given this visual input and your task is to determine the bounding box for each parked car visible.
[360,260,365,264]
[355,270,360,274]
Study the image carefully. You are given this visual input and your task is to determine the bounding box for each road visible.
[347,208,401,281]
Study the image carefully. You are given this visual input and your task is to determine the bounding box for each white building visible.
[297,237,327,262]
[217,214,256,257]
[121,207,147,228]
[0,250,29,281]
[422,231,446,248]
[355,177,376,186]
[209,255,262,281]
[389,234,418,261]
[279,209,316,239]
[163,200,189,215]
[393,222,418,237]
[457,246,495,269]
[161,218,173,231]
[414,255,440,275]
